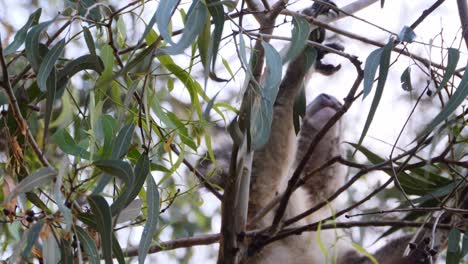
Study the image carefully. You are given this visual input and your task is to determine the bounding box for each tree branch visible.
[0,36,52,168]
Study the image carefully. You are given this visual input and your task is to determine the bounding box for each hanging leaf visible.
[94,159,134,185]
[4,167,56,204]
[158,0,208,55]
[4,8,42,56]
[284,15,311,63]
[158,55,205,119]
[206,0,225,71]
[43,68,57,146]
[109,152,148,216]
[75,226,100,264]
[87,195,113,264]
[363,47,383,98]
[115,199,143,224]
[83,26,96,55]
[434,48,459,96]
[111,124,135,159]
[447,228,462,264]
[57,54,104,91]
[138,175,160,264]
[155,0,179,46]
[22,219,45,259]
[400,66,413,91]
[100,44,115,82]
[250,41,282,149]
[356,39,393,150]
[417,60,468,140]
[65,0,101,21]
[52,128,91,159]
[37,39,65,92]
[25,20,54,72]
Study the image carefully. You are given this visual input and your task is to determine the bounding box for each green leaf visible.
[52,128,91,159]
[206,0,225,71]
[100,44,115,81]
[111,124,135,159]
[4,8,42,56]
[75,226,100,264]
[166,112,198,151]
[4,167,56,204]
[22,219,45,259]
[138,5,159,47]
[96,115,117,158]
[357,39,393,150]
[348,142,436,195]
[109,153,145,215]
[129,153,150,205]
[158,0,208,55]
[119,42,157,78]
[434,48,459,95]
[363,47,383,98]
[158,55,204,119]
[197,14,211,76]
[112,234,126,264]
[43,231,59,264]
[37,39,65,92]
[155,0,178,45]
[43,68,57,146]
[25,192,51,214]
[400,66,413,91]
[25,20,54,72]
[250,41,282,149]
[94,160,134,185]
[57,54,104,91]
[352,243,378,264]
[138,175,160,264]
[447,228,462,264]
[59,238,73,264]
[417,59,468,140]
[284,15,311,62]
[65,0,101,21]
[115,199,142,224]
[83,26,96,55]
[87,195,113,264]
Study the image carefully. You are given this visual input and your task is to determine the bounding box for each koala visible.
[197,1,459,263]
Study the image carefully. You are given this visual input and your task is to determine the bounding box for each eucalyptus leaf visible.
[52,128,91,159]
[400,66,413,91]
[75,226,100,264]
[250,41,282,149]
[284,15,311,63]
[94,159,134,185]
[37,39,65,92]
[417,59,468,140]
[25,20,54,72]
[4,8,42,56]
[434,48,459,96]
[159,0,208,55]
[138,175,160,264]
[22,219,45,259]
[357,39,393,150]
[4,167,56,204]
[87,195,113,264]
[111,124,135,159]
